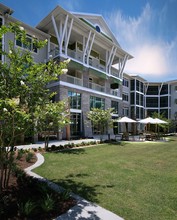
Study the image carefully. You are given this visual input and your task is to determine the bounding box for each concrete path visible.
[16,138,101,150]
[25,153,124,220]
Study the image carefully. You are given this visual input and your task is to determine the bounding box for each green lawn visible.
[34,137,177,220]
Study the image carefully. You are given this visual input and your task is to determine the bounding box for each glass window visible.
[16,34,38,53]
[136,80,140,91]
[90,96,105,110]
[146,86,159,95]
[140,82,144,93]
[70,113,81,136]
[130,80,135,91]
[123,108,129,116]
[130,93,135,105]
[111,101,119,114]
[122,93,128,102]
[160,84,168,95]
[160,96,168,107]
[123,78,129,87]
[146,97,158,107]
[136,93,140,105]
[68,91,81,109]
[136,107,140,118]
[140,94,144,106]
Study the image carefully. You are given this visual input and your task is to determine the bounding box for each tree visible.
[34,101,70,150]
[151,112,169,134]
[87,108,114,141]
[0,22,69,191]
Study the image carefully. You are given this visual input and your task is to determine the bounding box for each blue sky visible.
[2,0,177,82]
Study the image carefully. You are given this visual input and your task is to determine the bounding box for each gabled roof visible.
[72,12,121,47]
[0,3,14,16]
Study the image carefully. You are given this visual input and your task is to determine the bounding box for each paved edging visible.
[25,153,124,220]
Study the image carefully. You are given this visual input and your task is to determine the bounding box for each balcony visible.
[89,82,105,92]
[67,75,83,86]
[49,47,121,80]
[110,89,119,96]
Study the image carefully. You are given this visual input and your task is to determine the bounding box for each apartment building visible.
[121,74,177,132]
[1,3,176,139]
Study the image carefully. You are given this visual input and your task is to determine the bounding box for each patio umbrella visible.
[138,117,156,124]
[138,117,157,133]
[117,116,136,123]
[153,118,168,124]
[117,117,136,140]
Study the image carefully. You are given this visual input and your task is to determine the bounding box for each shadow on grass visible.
[52,177,100,203]
[52,172,115,204]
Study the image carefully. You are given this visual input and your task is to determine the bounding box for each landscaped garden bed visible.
[0,150,76,220]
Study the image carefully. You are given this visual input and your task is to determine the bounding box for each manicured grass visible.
[34,137,177,220]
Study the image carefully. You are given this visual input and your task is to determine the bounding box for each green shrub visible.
[16,149,24,160]
[60,189,71,201]
[40,194,55,213]
[18,200,36,217]
[25,152,34,162]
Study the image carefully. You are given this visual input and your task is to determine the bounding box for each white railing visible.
[49,48,121,80]
[67,49,83,62]
[89,82,105,92]
[67,75,83,86]
[111,66,121,79]
[110,89,119,96]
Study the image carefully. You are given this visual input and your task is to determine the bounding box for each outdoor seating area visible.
[115,116,168,142]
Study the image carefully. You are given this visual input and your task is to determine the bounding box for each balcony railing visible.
[89,82,105,92]
[110,89,119,96]
[49,47,121,79]
[67,75,83,86]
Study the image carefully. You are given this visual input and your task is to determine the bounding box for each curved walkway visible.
[25,153,124,220]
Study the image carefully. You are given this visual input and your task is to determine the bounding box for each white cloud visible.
[106,3,177,81]
[125,44,167,77]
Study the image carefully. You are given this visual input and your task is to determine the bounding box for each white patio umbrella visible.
[117,116,136,123]
[138,117,156,124]
[153,118,168,124]
[117,117,136,139]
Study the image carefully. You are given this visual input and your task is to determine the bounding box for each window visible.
[95,25,101,33]
[16,34,38,53]
[123,108,129,116]
[70,113,81,136]
[123,78,129,87]
[111,101,119,114]
[90,96,105,110]
[130,93,135,105]
[160,84,168,95]
[130,80,135,91]
[136,80,140,91]
[160,96,168,107]
[146,86,159,95]
[68,91,81,109]
[146,97,158,107]
[122,93,128,102]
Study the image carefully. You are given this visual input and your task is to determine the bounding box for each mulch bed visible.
[0,151,76,220]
